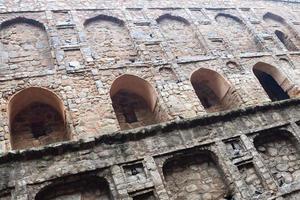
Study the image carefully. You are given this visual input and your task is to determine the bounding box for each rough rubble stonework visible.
[1,0,300,199]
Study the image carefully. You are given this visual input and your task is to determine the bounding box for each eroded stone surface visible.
[0,0,299,200]
[163,153,228,200]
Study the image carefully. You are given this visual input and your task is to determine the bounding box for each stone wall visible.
[0,0,300,151]
[163,151,228,200]
[254,131,300,186]
[0,0,300,199]
[0,99,299,200]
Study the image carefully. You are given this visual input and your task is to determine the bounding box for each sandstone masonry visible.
[1,0,300,199]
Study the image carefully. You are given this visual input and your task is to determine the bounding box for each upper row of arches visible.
[7,61,295,150]
[0,11,299,74]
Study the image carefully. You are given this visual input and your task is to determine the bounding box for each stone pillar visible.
[111,165,131,200]
[214,140,251,200]
[14,178,28,200]
[240,134,278,193]
[144,156,169,200]
[290,122,300,142]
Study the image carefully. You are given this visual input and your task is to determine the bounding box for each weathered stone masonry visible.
[1,0,300,199]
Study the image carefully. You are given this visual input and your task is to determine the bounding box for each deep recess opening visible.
[194,81,220,109]
[31,121,47,138]
[253,69,289,101]
[132,191,156,200]
[275,30,298,51]
[123,106,138,123]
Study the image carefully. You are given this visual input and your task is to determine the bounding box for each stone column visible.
[111,165,131,200]
[214,140,251,200]
[144,156,169,200]
[290,122,300,142]
[240,134,278,193]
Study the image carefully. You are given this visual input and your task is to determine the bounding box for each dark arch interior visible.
[11,102,67,150]
[84,14,124,27]
[112,90,158,130]
[253,69,289,101]
[253,130,295,149]
[192,81,220,109]
[35,177,112,200]
[156,14,190,25]
[275,30,298,51]
[0,17,46,30]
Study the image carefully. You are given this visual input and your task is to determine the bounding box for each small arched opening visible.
[263,12,300,51]
[191,68,241,112]
[8,87,69,150]
[35,176,112,200]
[110,74,162,130]
[253,62,291,101]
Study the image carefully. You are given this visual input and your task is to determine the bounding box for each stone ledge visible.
[0,98,299,163]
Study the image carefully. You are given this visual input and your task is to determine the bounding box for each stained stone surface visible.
[0,0,300,200]
[255,132,300,186]
[163,153,228,200]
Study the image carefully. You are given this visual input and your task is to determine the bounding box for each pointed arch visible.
[263,12,299,51]
[0,17,53,76]
[84,14,124,27]
[253,62,292,101]
[263,12,286,24]
[215,13,260,53]
[35,176,112,200]
[8,87,69,150]
[215,13,244,24]
[0,17,46,30]
[84,14,136,61]
[156,13,205,58]
[191,68,241,112]
[110,74,164,130]
[156,14,190,25]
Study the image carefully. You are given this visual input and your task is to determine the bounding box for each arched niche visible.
[159,66,178,81]
[191,68,240,112]
[263,12,299,51]
[226,61,244,72]
[156,14,205,58]
[279,57,294,69]
[162,150,231,200]
[110,74,162,130]
[215,13,260,53]
[253,62,292,101]
[0,17,53,75]
[275,30,298,51]
[84,14,136,62]
[35,176,112,200]
[8,87,69,150]
[263,12,285,24]
[254,130,300,186]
